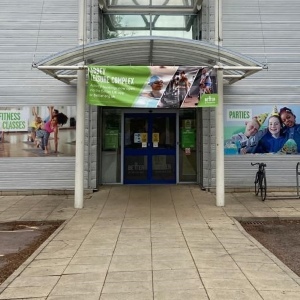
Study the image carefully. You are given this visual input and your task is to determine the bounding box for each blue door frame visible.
[124,113,176,184]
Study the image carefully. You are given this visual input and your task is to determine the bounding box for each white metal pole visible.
[215,0,225,206]
[216,67,224,206]
[74,65,86,209]
[78,0,86,46]
[214,0,219,45]
[217,0,222,47]
[74,0,86,209]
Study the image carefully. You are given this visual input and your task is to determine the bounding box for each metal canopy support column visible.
[74,0,86,209]
[74,64,86,209]
[215,0,225,206]
[216,67,224,206]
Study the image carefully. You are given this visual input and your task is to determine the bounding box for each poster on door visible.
[87,66,218,108]
[224,104,300,155]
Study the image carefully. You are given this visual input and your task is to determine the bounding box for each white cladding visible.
[0,0,78,190]
[201,0,300,189]
[0,0,299,190]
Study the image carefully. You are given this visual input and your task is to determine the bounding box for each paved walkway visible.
[0,185,300,300]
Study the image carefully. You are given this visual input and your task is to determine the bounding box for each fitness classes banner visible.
[87,66,218,108]
[224,104,300,155]
[0,106,76,158]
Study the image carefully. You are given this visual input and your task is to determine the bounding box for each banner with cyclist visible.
[87,66,217,108]
[224,104,300,155]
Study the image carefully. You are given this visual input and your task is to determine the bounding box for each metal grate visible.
[241,221,266,225]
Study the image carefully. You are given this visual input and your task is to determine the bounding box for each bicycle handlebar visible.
[251,162,267,167]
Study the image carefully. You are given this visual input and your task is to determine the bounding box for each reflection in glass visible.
[153,116,176,149]
[124,155,148,180]
[124,117,148,149]
[101,109,121,183]
[179,109,197,182]
[152,155,175,180]
[104,14,198,39]
[107,1,193,7]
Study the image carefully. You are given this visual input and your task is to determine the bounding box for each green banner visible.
[87,66,151,107]
[87,66,218,108]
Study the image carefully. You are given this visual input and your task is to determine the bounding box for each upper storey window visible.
[102,0,194,7]
[99,0,203,39]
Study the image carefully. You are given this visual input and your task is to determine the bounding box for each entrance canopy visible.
[34,36,263,85]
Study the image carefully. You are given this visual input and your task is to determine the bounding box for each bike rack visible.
[267,162,300,200]
[297,162,300,197]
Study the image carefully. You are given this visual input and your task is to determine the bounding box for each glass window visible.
[104,14,199,39]
[106,1,194,7]
[152,155,176,181]
[101,109,121,183]
[124,155,147,181]
[179,109,197,182]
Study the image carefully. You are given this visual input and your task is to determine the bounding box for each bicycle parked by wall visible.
[251,162,267,201]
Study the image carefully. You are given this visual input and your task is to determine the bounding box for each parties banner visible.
[87,66,217,108]
[224,104,300,155]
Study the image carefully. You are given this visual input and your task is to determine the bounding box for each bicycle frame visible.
[251,162,267,201]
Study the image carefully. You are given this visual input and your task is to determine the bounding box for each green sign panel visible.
[104,129,119,150]
[197,94,218,107]
[181,128,196,148]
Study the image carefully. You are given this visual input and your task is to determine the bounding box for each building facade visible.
[0,0,299,192]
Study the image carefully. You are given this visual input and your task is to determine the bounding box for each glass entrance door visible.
[124,113,176,184]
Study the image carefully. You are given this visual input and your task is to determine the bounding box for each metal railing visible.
[296,162,300,198]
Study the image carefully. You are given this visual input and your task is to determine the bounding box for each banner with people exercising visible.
[0,106,76,157]
[224,104,300,155]
[87,66,218,108]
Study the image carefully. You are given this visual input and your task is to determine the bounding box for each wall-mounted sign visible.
[0,110,28,132]
[224,104,300,155]
[87,66,217,109]
[197,94,218,107]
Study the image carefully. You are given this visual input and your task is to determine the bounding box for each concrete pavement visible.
[0,185,300,299]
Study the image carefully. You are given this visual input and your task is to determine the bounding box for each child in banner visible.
[278,106,300,154]
[28,107,43,143]
[225,112,268,154]
[255,106,287,153]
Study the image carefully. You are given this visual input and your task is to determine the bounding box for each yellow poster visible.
[152,132,159,143]
[141,133,147,143]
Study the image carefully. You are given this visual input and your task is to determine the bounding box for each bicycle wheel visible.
[260,174,267,201]
[254,173,259,195]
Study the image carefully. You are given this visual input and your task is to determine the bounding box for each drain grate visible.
[239,219,300,226]
[241,221,266,225]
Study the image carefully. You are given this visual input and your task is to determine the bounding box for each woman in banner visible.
[36,106,68,154]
